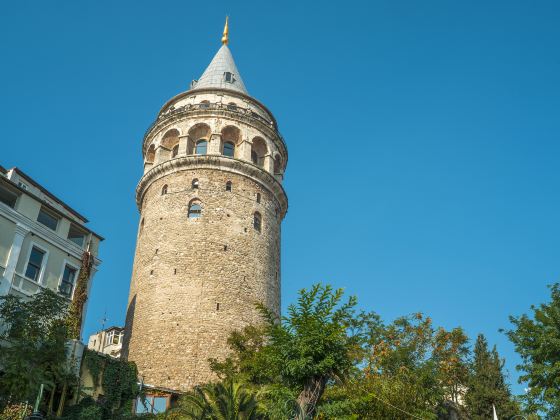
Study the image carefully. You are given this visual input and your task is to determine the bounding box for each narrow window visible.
[0,185,18,208]
[226,181,232,192]
[256,193,261,203]
[223,142,235,157]
[59,265,77,298]
[192,179,199,189]
[200,100,210,109]
[171,145,179,158]
[227,102,237,111]
[25,246,45,282]
[195,140,207,155]
[188,201,202,218]
[224,72,234,83]
[68,224,86,247]
[216,303,220,310]
[251,150,258,165]
[162,184,168,195]
[253,212,262,232]
[37,207,59,231]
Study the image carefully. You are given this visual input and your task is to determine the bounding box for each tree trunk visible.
[295,376,327,418]
[56,382,67,417]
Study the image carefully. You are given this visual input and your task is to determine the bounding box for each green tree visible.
[506,283,560,417]
[464,334,519,419]
[319,313,466,419]
[0,289,71,410]
[176,380,262,419]
[211,284,361,417]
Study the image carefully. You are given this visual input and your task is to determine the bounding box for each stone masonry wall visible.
[123,167,281,391]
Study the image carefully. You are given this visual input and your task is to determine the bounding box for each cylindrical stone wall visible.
[123,163,283,391]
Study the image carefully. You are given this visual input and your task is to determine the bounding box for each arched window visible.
[192,179,199,189]
[188,201,202,218]
[251,137,267,168]
[195,140,207,155]
[274,155,282,174]
[145,145,155,164]
[227,102,237,111]
[171,145,179,158]
[256,193,261,203]
[226,181,232,192]
[253,212,262,232]
[161,185,168,195]
[200,100,210,109]
[223,142,235,158]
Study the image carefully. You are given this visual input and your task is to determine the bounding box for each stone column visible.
[0,224,29,296]
[179,135,189,156]
[208,133,222,155]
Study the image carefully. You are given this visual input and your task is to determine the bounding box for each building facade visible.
[87,326,124,358]
[0,165,102,334]
[123,26,288,393]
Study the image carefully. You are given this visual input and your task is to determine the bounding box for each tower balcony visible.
[142,101,287,157]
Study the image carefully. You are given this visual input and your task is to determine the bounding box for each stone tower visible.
[123,24,288,393]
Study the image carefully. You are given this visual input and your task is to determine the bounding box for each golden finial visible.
[221,16,229,45]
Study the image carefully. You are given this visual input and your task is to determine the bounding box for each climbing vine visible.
[66,250,93,340]
[79,349,139,417]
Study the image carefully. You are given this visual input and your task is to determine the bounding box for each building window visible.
[59,264,77,298]
[253,212,262,232]
[171,145,179,158]
[136,396,168,414]
[105,331,114,346]
[256,193,261,203]
[25,246,45,282]
[0,185,18,208]
[188,201,202,218]
[200,100,210,109]
[251,150,258,165]
[192,179,199,189]
[162,184,168,195]
[195,140,207,155]
[68,224,86,247]
[224,72,234,83]
[227,102,237,111]
[37,207,59,231]
[226,181,232,192]
[223,142,235,157]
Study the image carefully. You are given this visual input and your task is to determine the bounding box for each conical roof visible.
[191,45,248,94]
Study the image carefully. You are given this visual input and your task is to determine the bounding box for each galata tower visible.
[123,19,288,393]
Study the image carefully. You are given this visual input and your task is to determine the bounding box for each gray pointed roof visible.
[191,45,248,94]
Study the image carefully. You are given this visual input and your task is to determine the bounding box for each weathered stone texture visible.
[124,163,284,391]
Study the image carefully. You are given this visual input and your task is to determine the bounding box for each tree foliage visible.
[506,283,560,417]
[174,380,262,419]
[0,289,71,410]
[464,334,520,419]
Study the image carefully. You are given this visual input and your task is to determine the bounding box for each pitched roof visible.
[191,45,248,94]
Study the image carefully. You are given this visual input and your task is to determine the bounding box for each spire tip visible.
[221,16,229,45]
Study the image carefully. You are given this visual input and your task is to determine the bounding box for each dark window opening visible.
[226,181,232,192]
[224,72,234,83]
[188,202,202,218]
[0,185,18,208]
[59,265,77,298]
[192,179,199,189]
[223,142,235,157]
[162,184,168,195]
[37,207,59,231]
[25,246,45,282]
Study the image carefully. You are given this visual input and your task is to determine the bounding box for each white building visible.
[0,165,102,336]
[87,326,124,359]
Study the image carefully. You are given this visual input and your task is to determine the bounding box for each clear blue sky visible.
[2,1,559,395]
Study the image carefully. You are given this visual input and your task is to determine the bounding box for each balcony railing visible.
[11,273,41,296]
[10,273,72,300]
[143,102,286,149]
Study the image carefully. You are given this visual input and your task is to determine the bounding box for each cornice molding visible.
[0,204,102,266]
[136,156,288,218]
